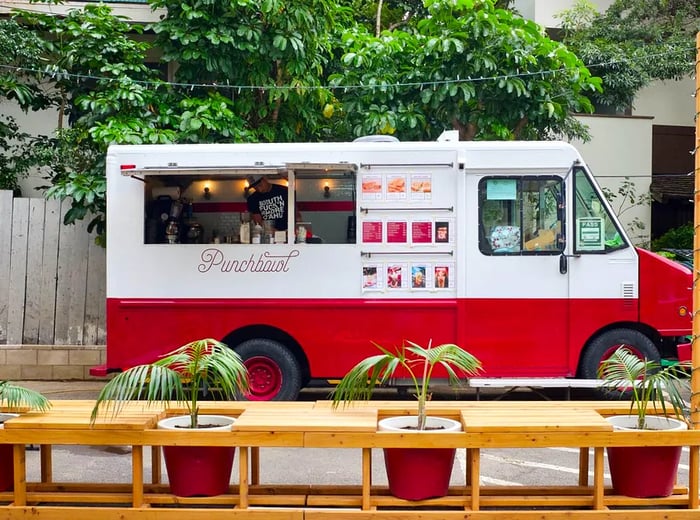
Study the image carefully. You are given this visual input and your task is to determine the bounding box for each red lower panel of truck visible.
[104,296,641,378]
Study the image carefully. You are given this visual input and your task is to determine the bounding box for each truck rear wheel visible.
[235,339,302,401]
[579,328,660,382]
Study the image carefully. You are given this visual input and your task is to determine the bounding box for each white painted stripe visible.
[481,453,611,481]
[455,449,523,487]
[481,476,524,486]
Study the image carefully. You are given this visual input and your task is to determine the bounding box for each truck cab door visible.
[466,175,569,376]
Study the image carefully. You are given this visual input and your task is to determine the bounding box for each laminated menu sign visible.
[362,220,383,243]
[387,263,408,289]
[433,265,450,289]
[435,221,450,243]
[411,265,427,289]
[362,265,381,290]
[411,221,432,243]
[386,174,407,200]
[361,175,383,200]
[410,174,432,200]
[387,221,407,243]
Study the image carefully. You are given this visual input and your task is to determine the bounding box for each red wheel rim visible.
[244,356,282,401]
[599,344,644,364]
[598,344,645,391]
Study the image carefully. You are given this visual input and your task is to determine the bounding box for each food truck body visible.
[95,137,692,400]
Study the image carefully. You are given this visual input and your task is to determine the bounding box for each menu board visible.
[362,221,383,243]
[410,174,432,200]
[361,175,383,200]
[361,262,455,292]
[411,221,433,243]
[361,218,454,245]
[387,263,409,289]
[360,173,433,201]
[386,174,407,200]
[387,221,408,243]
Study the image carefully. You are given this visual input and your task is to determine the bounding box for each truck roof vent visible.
[353,135,399,143]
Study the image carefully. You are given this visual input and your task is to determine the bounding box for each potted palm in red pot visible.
[91,338,249,497]
[331,339,482,501]
[598,346,690,498]
[0,381,51,491]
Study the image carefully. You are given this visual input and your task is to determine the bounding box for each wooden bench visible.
[1,400,699,519]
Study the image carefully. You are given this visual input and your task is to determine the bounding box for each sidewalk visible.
[13,380,107,400]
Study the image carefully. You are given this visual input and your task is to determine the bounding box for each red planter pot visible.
[158,415,237,497]
[606,415,687,498]
[378,416,462,501]
[0,414,18,492]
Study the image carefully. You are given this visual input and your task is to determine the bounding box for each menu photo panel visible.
[361,174,383,201]
[433,263,454,289]
[410,264,428,290]
[362,264,383,291]
[362,220,383,243]
[387,220,408,243]
[411,220,433,244]
[410,174,432,200]
[387,263,409,289]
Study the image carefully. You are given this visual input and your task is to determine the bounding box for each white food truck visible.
[92,134,692,400]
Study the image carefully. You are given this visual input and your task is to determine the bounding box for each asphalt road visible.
[13,381,694,489]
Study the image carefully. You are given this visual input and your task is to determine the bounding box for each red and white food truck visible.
[92,135,692,400]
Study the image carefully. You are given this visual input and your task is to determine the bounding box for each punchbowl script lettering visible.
[198,248,300,273]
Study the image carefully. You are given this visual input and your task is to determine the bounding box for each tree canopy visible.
[557,0,699,111]
[1,0,605,244]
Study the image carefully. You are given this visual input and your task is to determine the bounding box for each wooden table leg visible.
[238,447,249,509]
[40,444,52,483]
[593,447,605,510]
[132,445,144,507]
[469,448,480,511]
[251,447,259,486]
[464,448,471,509]
[689,445,699,509]
[12,444,26,506]
[578,447,589,486]
[151,446,161,484]
[362,447,371,511]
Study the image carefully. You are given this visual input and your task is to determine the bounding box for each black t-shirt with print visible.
[246,183,288,231]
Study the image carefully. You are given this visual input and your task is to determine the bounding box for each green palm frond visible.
[331,339,482,430]
[598,346,690,429]
[91,338,249,428]
[0,381,51,412]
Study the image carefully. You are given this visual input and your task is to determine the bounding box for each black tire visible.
[580,328,660,379]
[579,328,660,399]
[235,339,302,401]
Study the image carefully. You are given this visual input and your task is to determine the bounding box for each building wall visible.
[513,0,615,27]
[633,78,695,126]
[571,115,654,245]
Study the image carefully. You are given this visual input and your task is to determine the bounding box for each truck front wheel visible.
[235,339,302,401]
[579,328,660,381]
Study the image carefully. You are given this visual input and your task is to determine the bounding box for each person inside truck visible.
[246,174,301,233]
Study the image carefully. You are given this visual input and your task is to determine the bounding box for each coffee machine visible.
[164,200,183,243]
[145,189,185,244]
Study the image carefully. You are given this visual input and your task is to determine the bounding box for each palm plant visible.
[0,381,51,413]
[91,338,249,428]
[598,346,690,430]
[331,339,482,430]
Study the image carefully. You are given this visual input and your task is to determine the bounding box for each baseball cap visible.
[246,174,264,188]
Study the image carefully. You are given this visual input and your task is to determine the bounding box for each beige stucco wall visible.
[571,115,654,246]
[0,0,163,23]
[513,0,615,28]
[633,77,695,127]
